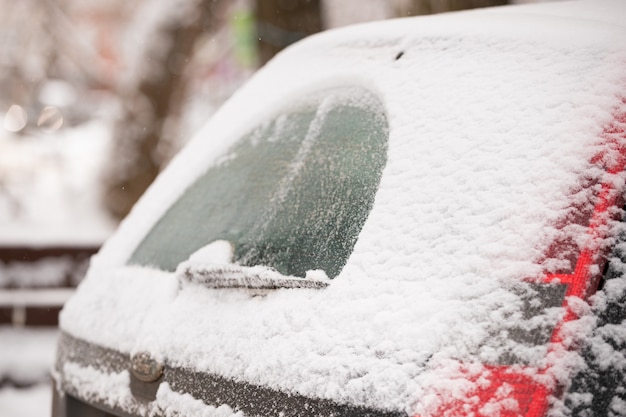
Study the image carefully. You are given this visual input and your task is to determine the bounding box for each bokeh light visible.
[37,106,64,133]
[3,105,28,133]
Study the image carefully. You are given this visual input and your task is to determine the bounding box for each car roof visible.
[62,1,626,415]
[95,0,626,269]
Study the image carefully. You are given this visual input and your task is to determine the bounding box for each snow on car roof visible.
[61,1,626,415]
[94,0,626,269]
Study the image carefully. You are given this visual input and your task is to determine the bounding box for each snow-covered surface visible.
[178,263,330,290]
[154,383,243,417]
[0,257,87,288]
[187,240,234,265]
[0,327,58,386]
[0,120,116,246]
[0,289,75,307]
[59,362,242,417]
[0,384,52,417]
[60,1,626,415]
[0,328,57,417]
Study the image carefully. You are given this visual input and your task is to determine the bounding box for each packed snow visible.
[0,328,58,417]
[59,1,626,416]
[0,384,51,417]
[60,362,243,417]
[0,327,58,386]
[187,240,235,265]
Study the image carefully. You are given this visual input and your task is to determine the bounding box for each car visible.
[51,1,626,416]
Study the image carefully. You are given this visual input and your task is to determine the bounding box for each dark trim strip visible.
[57,332,408,417]
[57,332,129,375]
[168,367,406,417]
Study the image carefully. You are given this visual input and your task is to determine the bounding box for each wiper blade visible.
[177,263,330,290]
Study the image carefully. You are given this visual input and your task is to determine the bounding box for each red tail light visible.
[416,99,626,417]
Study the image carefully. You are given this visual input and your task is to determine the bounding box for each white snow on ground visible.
[0,327,58,417]
[59,1,626,416]
[0,119,116,247]
[0,384,51,417]
[0,327,58,386]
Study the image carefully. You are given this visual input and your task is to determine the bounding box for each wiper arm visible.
[177,262,330,290]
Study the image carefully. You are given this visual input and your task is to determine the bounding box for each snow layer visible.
[0,257,85,288]
[59,363,242,417]
[0,327,58,386]
[0,328,57,417]
[60,1,626,415]
[0,384,52,417]
[564,237,626,416]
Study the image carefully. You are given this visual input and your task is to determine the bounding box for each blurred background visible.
[0,0,562,415]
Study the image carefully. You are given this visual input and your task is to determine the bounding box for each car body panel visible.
[55,1,626,416]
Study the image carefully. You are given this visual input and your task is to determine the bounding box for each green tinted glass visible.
[129,87,388,278]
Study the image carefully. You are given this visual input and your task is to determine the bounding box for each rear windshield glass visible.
[129,87,389,278]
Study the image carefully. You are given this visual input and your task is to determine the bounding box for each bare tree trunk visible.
[103,0,225,220]
[255,0,323,66]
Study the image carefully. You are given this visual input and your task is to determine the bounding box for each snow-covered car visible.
[52,1,626,416]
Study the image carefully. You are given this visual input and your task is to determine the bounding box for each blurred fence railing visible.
[0,246,99,326]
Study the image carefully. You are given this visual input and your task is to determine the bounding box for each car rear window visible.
[128,87,389,278]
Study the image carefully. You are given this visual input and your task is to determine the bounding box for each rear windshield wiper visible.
[177,262,330,290]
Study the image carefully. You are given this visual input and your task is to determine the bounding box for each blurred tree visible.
[103,0,228,220]
[394,0,508,15]
[103,0,508,220]
[0,0,112,133]
[255,0,322,66]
